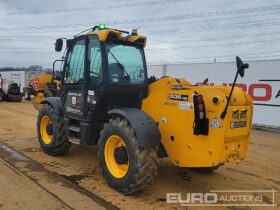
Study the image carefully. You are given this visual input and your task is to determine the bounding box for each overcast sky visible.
[0,0,279,68]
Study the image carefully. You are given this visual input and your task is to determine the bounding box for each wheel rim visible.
[40,115,53,144]
[104,135,129,178]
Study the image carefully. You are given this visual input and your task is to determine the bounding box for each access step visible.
[68,137,81,144]
[68,125,80,133]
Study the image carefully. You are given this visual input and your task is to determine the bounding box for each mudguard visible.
[108,108,161,148]
[40,97,63,114]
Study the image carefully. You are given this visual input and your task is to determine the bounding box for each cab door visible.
[61,37,87,119]
[85,35,104,119]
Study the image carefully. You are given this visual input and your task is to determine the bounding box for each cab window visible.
[107,43,145,85]
[88,37,103,88]
[64,39,85,84]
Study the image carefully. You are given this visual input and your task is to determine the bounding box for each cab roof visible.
[86,28,147,47]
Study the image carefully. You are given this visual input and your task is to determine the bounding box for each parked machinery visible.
[24,71,61,110]
[0,73,22,102]
[35,24,253,195]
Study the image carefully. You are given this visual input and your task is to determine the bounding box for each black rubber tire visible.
[7,94,22,102]
[37,105,70,156]
[98,117,158,195]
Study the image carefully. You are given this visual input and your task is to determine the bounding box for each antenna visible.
[74,27,93,38]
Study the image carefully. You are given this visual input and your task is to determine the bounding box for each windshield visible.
[107,43,146,85]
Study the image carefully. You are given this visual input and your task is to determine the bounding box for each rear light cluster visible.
[193,94,209,135]
[197,95,205,119]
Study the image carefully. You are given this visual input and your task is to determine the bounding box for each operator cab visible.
[56,24,148,124]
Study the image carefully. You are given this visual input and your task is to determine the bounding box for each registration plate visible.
[230,121,247,129]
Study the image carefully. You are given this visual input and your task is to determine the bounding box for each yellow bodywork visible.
[31,93,45,111]
[142,77,253,168]
[29,72,53,92]
[29,72,60,110]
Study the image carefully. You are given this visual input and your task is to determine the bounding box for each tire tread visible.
[37,105,70,156]
[99,117,158,195]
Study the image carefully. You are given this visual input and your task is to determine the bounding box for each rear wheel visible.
[7,94,22,102]
[98,117,158,195]
[37,105,70,156]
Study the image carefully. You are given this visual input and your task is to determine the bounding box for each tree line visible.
[0,65,51,72]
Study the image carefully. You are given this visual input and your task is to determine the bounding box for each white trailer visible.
[0,71,25,93]
[148,60,280,128]
[0,70,25,102]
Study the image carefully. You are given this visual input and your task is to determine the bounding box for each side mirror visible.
[202,78,208,85]
[53,71,62,81]
[221,56,249,119]
[55,38,63,52]
[236,56,249,78]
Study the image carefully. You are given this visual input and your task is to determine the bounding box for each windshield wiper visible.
[109,51,131,79]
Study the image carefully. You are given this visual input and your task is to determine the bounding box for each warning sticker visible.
[210,117,221,128]
[179,102,193,110]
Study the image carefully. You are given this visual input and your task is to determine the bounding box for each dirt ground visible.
[0,159,66,210]
[0,100,279,210]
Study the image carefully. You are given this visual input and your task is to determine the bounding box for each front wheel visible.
[98,117,158,195]
[37,105,70,156]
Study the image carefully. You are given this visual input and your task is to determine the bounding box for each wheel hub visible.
[40,115,53,144]
[46,123,53,135]
[104,135,129,178]
[114,146,128,165]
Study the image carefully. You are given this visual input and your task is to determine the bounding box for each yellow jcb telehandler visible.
[35,24,253,195]
[24,70,61,110]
